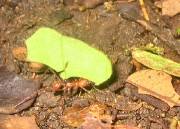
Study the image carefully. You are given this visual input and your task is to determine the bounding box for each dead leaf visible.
[126,69,180,107]
[0,115,39,129]
[80,114,112,129]
[63,103,111,127]
[63,103,140,129]
[162,0,180,16]
[178,121,180,129]
[80,114,111,129]
[81,114,140,129]
[130,59,142,71]
[169,116,178,129]
[136,20,152,31]
[28,62,47,73]
[0,66,40,114]
[62,106,88,127]
[155,0,180,17]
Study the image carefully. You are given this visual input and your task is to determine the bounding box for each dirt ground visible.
[0,0,180,129]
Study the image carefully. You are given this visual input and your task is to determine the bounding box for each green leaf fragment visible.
[26,27,112,85]
[132,49,180,77]
[26,28,65,72]
[176,28,180,35]
[142,43,164,55]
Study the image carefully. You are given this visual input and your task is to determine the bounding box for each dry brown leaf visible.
[12,47,46,73]
[169,116,179,129]
[126,69,180,107]
[0,115,39,129]
[0,66,40,114]
[80,114,111,129]
[63,103,140,129]
[81,114,140,129]
[178,121,180,129]
[63,103,111,127]
[28,62,47,73]
[12,47,27,61]
[157,0,180,17]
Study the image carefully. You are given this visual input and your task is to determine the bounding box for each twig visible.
[138,0,149,21]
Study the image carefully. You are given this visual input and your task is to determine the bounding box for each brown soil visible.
[0,0,180,129]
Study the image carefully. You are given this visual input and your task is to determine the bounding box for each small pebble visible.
[37,92,60,108]
[118,2,141,21]
[160,113,166,118]
[135,113,141,120]
[72,98,90,108]
[49,9,73,25]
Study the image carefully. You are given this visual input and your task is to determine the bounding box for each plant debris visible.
[126,69,180,107]
[138,0,149,21]
[12,47,27,61]
[0,115,39,129]
[81,114,140,129]
[155,0,180,17]
[63,103,111,127]
[126,83,170,111]
[0,66,40,114]
[132,49,180,77]
[141,43,164,55]
[63,103,140,129]
[170,116,179,129]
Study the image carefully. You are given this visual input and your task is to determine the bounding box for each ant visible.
[52,77,93,94]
